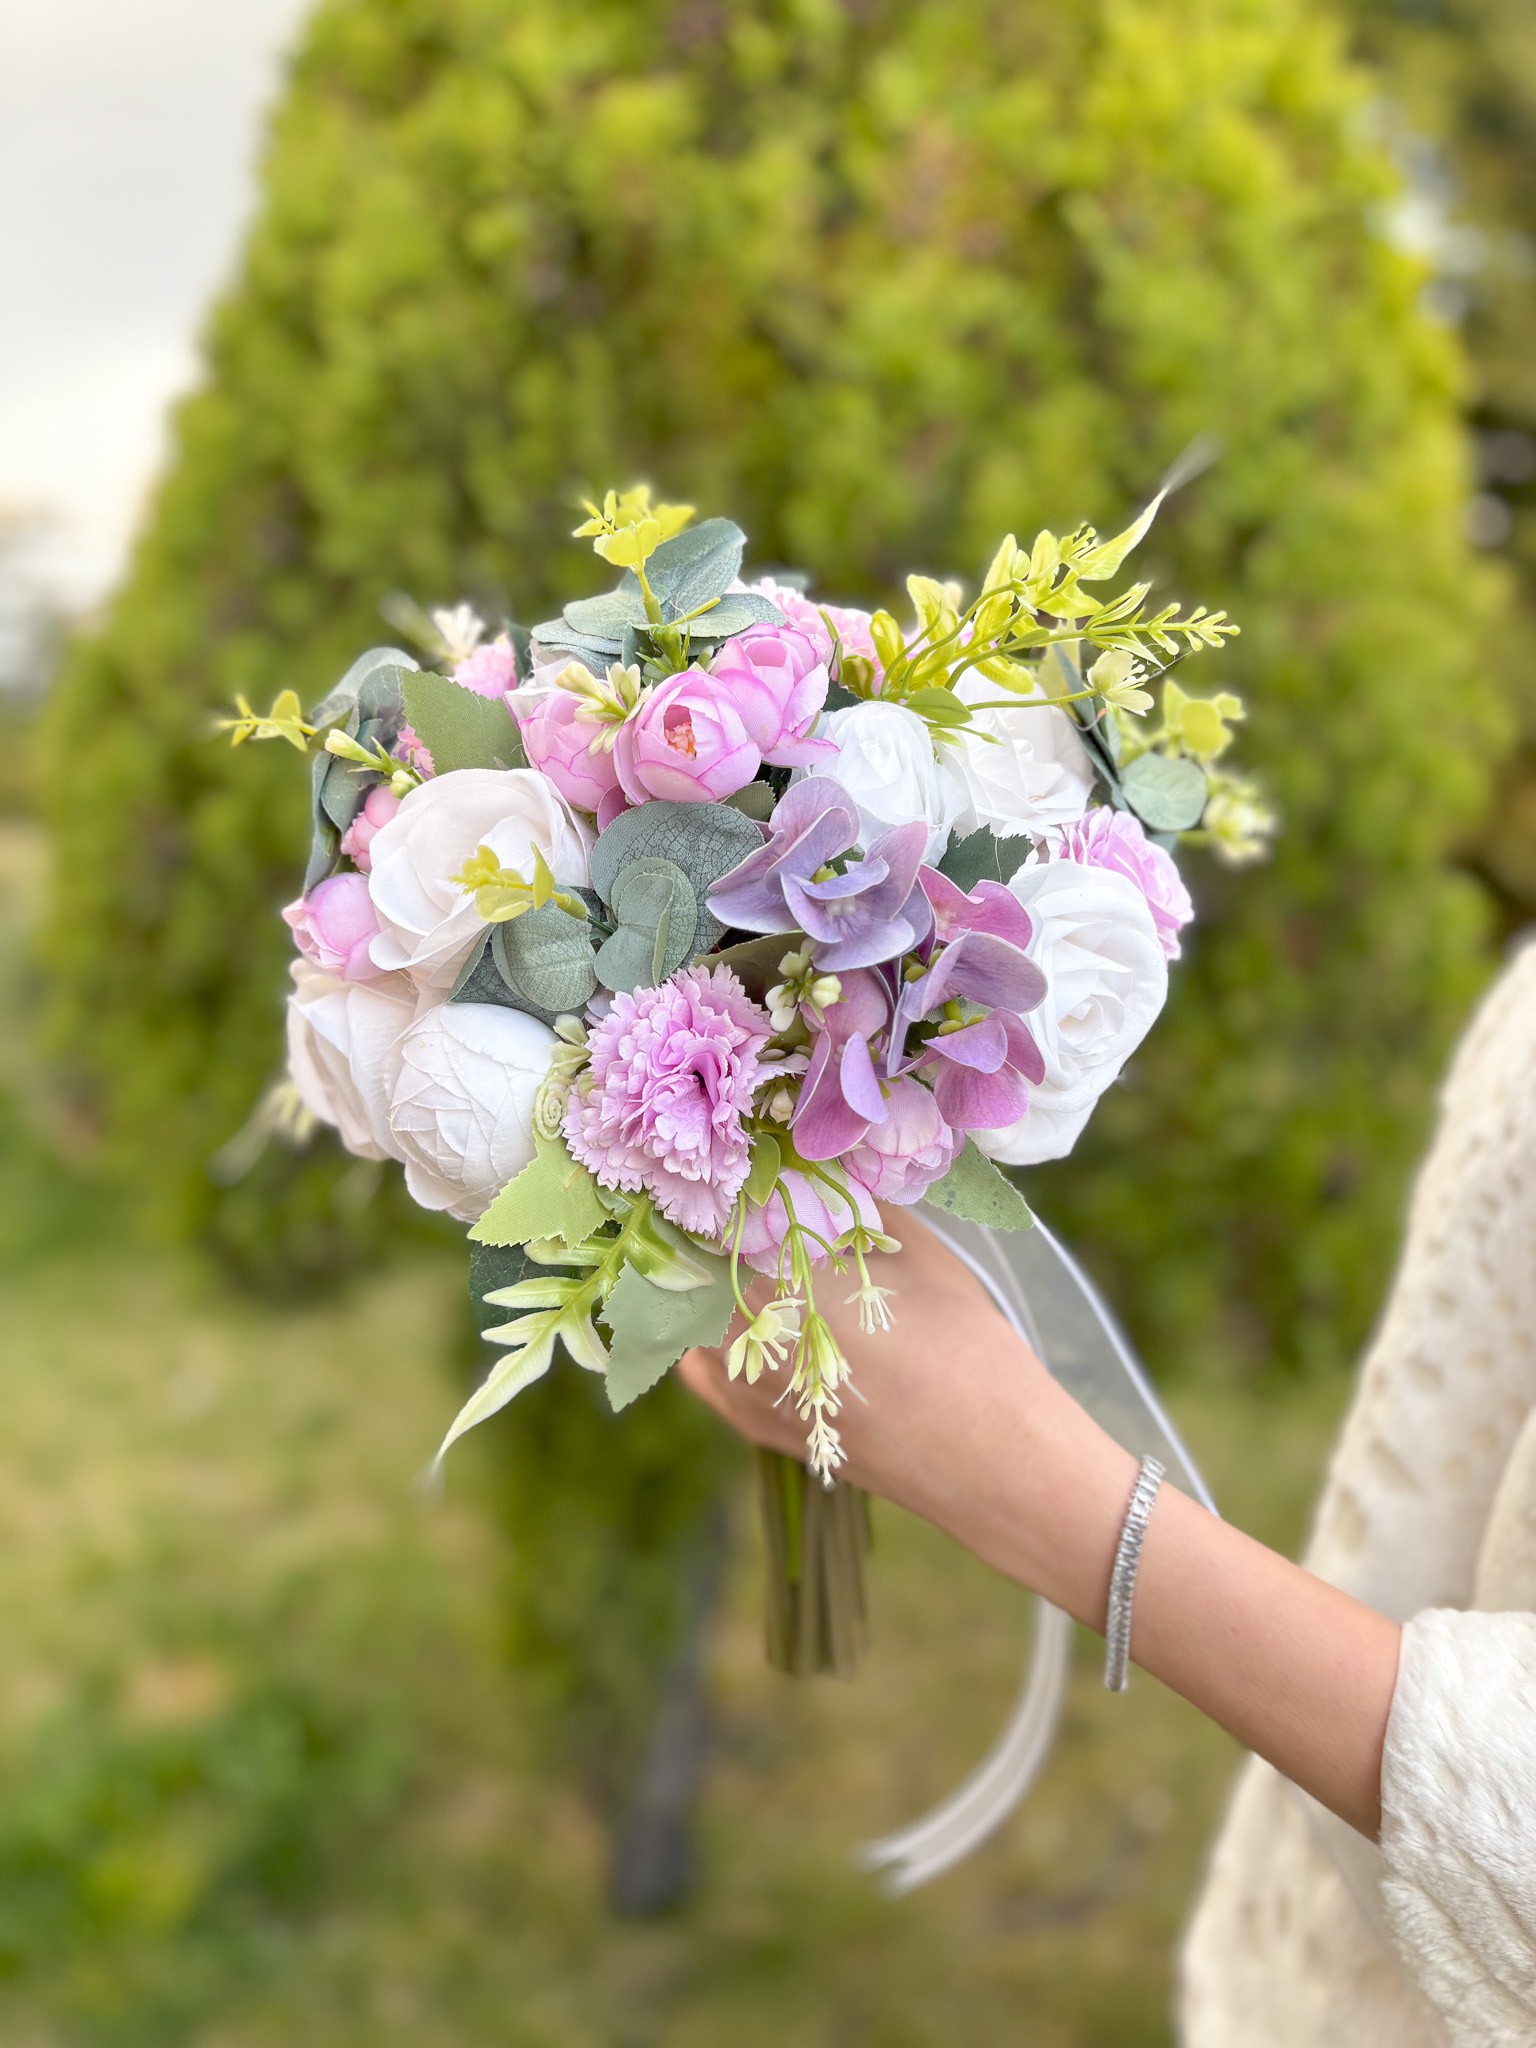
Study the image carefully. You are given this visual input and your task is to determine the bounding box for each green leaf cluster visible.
[537,516,782,672]
[587,799,762,992]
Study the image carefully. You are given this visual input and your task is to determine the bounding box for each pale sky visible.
[0,0,312,612]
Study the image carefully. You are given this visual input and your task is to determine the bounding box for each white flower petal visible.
[976,859,1167,1165]
[285,960,418,1162]
[939,673,1096,841]
[366,767,593,992]
[388,1002,558,1223]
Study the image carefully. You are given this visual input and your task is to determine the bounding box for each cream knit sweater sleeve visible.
[1182,940,1536,2046]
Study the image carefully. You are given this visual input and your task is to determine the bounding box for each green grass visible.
[0,1237,1347,2048]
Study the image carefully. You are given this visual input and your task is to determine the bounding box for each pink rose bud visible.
[339,784,402,874]
[517,685,623,813]
[844,1075,960,1204]
[282,871,385,982]
[452,634,519,699]
[613,667,761,805]
[707,625,836,767]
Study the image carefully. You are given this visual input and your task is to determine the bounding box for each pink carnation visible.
[844,1076,960,1205]
[1056,808,1195,959]
[282,871,384,982]
[564,965,772,1236]
[453,635,519,699]
[339,784,401,873]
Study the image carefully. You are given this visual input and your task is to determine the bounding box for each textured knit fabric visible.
[1181,937,1536,2046]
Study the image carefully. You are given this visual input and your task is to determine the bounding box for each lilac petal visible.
[840,1033,888,1123]
[927,1016,1008,1073]
[792,853,891,905]
[811,913,922,972]
[792,1032,874,1160]
[998,1008,1046,1086]
[819,968,893,1046]
[934,1059,1031,1132]
[866,821,929,901]
[707,775,859,929]
[924,931,1047,1017]
[921,867,1036,949]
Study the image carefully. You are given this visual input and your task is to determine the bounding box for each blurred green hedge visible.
[38,0,1508,1794]
[44,0,1503,1360]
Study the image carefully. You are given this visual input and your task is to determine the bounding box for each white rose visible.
[367,768,592,992]
[803,701,959,861]
[940,673,1096,840]
[285,959,418,1162]
[388,1001,558,1222]
[975,859,1168,1165]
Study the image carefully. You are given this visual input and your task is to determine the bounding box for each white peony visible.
[940,672,1096,841]
[367,768,592,992]
[388,1001,558,1222]
[803,701,959,861]
[285,959,419,1162]
[976,858,1168,1166]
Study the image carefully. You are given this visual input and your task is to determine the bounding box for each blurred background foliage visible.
[7,0,1536,2033]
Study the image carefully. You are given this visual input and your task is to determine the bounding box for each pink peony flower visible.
[844,1076,960,1205]
[706,625,836,768]
[613,669,761,805]
[452,634,519,699]
[1055,808,1194,959]
[750,579,886,689]
[282,871,385,982]
[339,784,402,873]
[516,685,622,813]
[564,965,772,1235]
[734,1165,882,1277]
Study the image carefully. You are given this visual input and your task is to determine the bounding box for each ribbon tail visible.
[856,1206,1217,1892]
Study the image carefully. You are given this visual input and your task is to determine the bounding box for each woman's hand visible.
[680,1211,1401,1841]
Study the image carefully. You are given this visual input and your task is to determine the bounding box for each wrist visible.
[915,1369,1139,1630]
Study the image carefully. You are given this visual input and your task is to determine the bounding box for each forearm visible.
[911,1368,1400,1838]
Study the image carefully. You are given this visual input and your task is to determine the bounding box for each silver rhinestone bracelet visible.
[1103,1455,1165,1694]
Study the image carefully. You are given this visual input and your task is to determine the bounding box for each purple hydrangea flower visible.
[564,964,771,1235]
[707,776,932,971]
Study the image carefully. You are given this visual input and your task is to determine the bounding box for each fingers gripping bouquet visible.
[231,485,1268,1674]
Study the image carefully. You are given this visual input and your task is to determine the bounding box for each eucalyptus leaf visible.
[1120,751,1208,832]
[922,1137,1034,1231]
[626,516,745,617]
[602,1256,735,1412]
[591,800,762,957]
[678,591,783,641]
[530,622,624,665]
[493,903,598,1019]
[937,827,1028,894]
[471,1133,607,1250]
[563,590,651,638]
[595,858,698,991]
[401,671,525,773]
[308,645,418,731]
[448,933,524,1010]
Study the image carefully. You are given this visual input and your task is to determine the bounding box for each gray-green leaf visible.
[922,1138,1034,1231]
[629,517,745,617]
[401,671,526,773]
[937,827,1028,894]
[1119,751,1207,832]
[602,1256,735,1412]
[595,857,698,992]
[591,799,762,955]
[492,903,599,1020]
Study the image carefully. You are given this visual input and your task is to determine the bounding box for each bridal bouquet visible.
[228,485,1267,1670]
